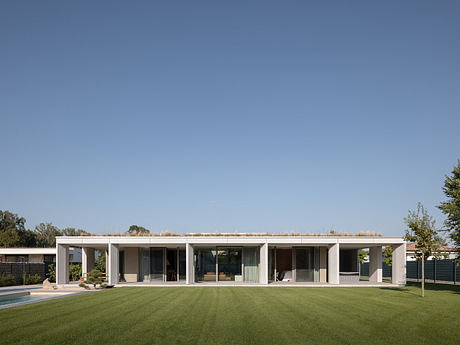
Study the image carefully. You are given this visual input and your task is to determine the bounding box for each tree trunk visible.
[421,252,425,297]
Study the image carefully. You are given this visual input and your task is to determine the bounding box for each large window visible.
[243,247,259,283]
[195,248,216,282]
[218,248,242,281]
[195,247,258,283]
[295,247,320,282]
[179,249,186,281]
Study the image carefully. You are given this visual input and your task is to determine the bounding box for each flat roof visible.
[0,248,56,255]
[55,235,405,247]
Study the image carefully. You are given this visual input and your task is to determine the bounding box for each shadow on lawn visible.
[379,281,460,295]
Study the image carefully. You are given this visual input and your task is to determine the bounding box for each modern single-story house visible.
[55,235,406,286]
[0,247,82,263]
[406,242,457,261]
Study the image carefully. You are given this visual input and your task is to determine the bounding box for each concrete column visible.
[369,246,383,283]
[319,247,327,282]
[108,243,119,285]
[392,243,406,285]
[186,243,194,284]
[259,243,269,284]
[56,244,69,285]
[328,243,340,284]
[82,247,95,277]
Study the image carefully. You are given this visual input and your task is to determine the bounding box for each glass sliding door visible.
[295,247,320,282]
[179,249,186,281]
[218,248,242,281]
[150,248,164,281]
[166,249,177,281]
[195,248,216,282]
[295,247,314,282]
[243,247,259,283]
[139,248,150,282]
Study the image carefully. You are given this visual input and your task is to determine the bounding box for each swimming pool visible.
[0,294,46,306]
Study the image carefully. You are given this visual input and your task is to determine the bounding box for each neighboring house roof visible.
[406,242,456,253]
[0,248,56,255]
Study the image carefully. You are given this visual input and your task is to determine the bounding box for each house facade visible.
[0,247,82,263]
[55,235,406,286]
[405,242,457,261]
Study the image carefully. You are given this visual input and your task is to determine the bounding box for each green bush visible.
[47,264,56,283]
[0,274,16,287]
[69,264,82,281]
[24,274,42,285]
[86,269,104,288]
[79,282,90,290]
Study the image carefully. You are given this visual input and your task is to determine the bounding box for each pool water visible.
[0,295,47,306]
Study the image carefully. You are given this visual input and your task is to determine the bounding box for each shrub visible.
[47,264,56,283]
[24,274,42,285]
[69,264,82,281]
[79,282,90,290]
[0,274,16,287]
[86,269,104,288]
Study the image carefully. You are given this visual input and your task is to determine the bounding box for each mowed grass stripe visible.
[0,283,458,345]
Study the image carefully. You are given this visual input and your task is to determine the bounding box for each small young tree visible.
[383,246,392,266]
[69,264,82,282]
[47,264,56,283]
[95,251,106,272]
[86,269,104,288]
[438,159,460,263]
[404,203,441,297]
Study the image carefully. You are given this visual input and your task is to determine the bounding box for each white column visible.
[328,243,340,284]
[392,243,406,285]
[82,247,95,276]
[369,246,383,283]
[108,243,119,285]
[259,243,269,284]
[186,243,194,284]
[56,244,69,285]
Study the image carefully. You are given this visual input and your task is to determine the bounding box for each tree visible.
[69,264,82,281]
[62,228,91,236]
[0,210,36,247]
[86,269,104,288]
[127,225,151,235]
[358,249,368,265]
[47,264,56,283]
[95,250,106,272]
[35,223,62,247]
[404,203,441,297]
[438,159,460,262]
[383,246,392,266]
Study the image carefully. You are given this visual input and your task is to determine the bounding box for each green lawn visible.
[0,283,459,345]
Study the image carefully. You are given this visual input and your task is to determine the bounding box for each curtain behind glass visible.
[243,247,259,283]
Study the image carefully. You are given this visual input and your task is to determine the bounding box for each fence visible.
[361,259,460,283]
[0,263,46,284]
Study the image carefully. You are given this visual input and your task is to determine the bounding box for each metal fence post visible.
[454,261,457,285]
[433,259,436,284]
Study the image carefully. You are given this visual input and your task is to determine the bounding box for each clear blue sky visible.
[1,1,459,236]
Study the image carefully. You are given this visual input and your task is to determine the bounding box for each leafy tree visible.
[438,159,460,262]
[127,225,151,235]
[404,203,441,297]
[35,223,62,247]
[383,246,392,266]
[69,264,82,281]
[86,269,104,288]
[95,250,106,272]
[0,210,36,247]
[62,228,91,236]
[47,264,56,283]
[358,249,368,265]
